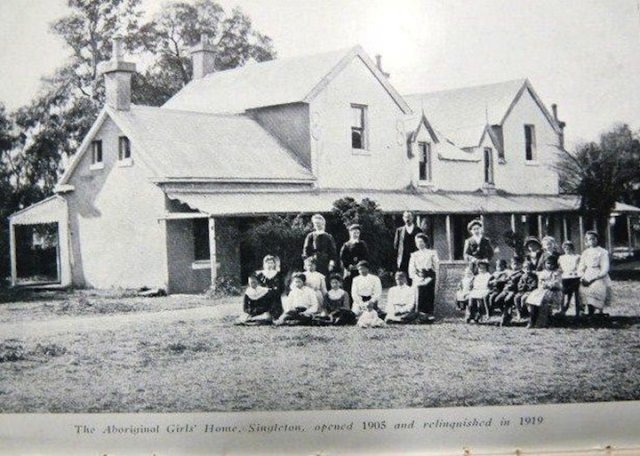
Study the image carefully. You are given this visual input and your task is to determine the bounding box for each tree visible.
[0,104,18,282]
[556,124,640,230]
[134,0,276,106]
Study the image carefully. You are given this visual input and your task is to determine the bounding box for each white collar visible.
[245,286,269,300]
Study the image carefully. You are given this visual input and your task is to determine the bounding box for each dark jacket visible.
[463,236,494,263]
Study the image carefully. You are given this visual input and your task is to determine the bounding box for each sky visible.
[1,0,639,148]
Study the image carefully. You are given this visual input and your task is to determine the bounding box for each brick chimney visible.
[98,37,136,111]
[551,103,567,149]
[191,34,216,79]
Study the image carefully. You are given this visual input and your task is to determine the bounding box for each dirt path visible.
[0,303,238,339]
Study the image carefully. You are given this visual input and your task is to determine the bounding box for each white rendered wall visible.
[66,117,168,289]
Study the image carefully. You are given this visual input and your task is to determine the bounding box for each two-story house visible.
[9,38,640,300]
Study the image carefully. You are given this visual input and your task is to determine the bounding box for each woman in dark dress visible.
[255,255,284,319]
[339,223,369,299]
[302,214,338,276]
[235,274,273,325]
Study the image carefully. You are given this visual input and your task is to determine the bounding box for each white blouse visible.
[408,248,439,284]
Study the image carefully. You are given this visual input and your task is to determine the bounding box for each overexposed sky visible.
[1,0,639,147]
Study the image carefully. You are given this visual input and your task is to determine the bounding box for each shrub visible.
[206,275,243,298]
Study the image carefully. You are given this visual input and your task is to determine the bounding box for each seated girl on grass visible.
[357,300,386,328]
[275,273,319,326]
[235,274,273,326]
[316,274,356,326]
[385,271,420,324]
[526,256,562,328]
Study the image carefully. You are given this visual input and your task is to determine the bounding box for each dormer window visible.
[90,140,103,170]
[418,141,432,182]
[525,124,536,161]
[118,136,131,161]
[351,104,367,150]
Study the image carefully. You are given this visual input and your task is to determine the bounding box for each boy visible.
[351,260,383,318]
[514,262,538,320]
[487,259,510,314]
[385,271,419,324]
[493,256,525,326]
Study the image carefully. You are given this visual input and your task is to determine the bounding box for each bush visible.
[206,275,243,298]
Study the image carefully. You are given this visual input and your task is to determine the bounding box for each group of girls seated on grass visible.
[456,229,612,328]
[236,212,439,327]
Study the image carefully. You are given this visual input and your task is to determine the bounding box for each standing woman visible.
[255,255,284,319]
[302,214,338,277]
[577,231,612,316]
[339,223,369,298]
[408,233,440,319]
[463,219,493,272]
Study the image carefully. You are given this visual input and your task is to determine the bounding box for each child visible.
[524,236,543,270]
[455,265,474,311]
[294,256,327,308]
[494,256,525,326]
[357,300,386,328]
[558,240,582,316]
[275,273,318,326]
[487,259,510,314]
[318,274,356,326]
[235,274,273,326]
[385,271,419,324]
[514,262,538,319]
[526,256,562,328]
[538,236,560,272]
[351,260,384,319]
[466,260,492,323]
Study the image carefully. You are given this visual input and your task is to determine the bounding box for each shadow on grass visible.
[472,314,640,330]
[0,287,73,304]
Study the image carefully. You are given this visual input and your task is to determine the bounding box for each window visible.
[418,142,432,182]
[193,219,210,261]
[484,147,494,184]
[118,136,131,161]
[524,124,536,161]
[351,104,367,150]
[91,140,103,165]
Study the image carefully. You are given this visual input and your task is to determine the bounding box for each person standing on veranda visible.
[394,211,422,284]
[463,219,494,272]
[302,214,338,277]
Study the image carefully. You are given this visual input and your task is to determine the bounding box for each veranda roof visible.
[9,195,67,226]
[164,190,581,217]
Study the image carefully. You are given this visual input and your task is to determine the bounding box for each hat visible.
[467,219,483,232]
[524,236,542,247]
[356,260,370,268]
[348,223,361,231]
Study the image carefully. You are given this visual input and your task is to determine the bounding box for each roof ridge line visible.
[403,78,527,98]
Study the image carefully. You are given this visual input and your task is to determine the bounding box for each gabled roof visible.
[403,79,560,148]
[59,105,314,185]
[163,45,411,115]
[405,112,480,162]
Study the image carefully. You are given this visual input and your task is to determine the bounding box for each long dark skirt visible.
[416,271,436,315]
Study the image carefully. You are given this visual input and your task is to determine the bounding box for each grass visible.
[0,282,638,413]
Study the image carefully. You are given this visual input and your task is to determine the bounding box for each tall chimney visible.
[98,37,136,111]
[551,103,567,149]
[375,54,390,78]
[191,34,216,79]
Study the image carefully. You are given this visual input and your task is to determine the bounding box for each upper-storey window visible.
[90,140,103,169]
[351,104,367,150]
[484,147,494,184]
[418,141,432,182]
[118,136,131,161]
[525,124,536,161]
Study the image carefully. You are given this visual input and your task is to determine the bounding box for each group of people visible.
[235,211,613,330]
[236,212,439,327]
[455,220,613,328]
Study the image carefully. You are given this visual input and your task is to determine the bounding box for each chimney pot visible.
[374,54,390,78]
[551,103,558,121]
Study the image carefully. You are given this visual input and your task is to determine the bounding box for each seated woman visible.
[385,271,420,324]
[578,231,612,316]
[526,256,562,328]
[235,274,273,325]
[274,273,319,326]
[255,255,284,319]
[291,256,327,309]
[315,274,356,326]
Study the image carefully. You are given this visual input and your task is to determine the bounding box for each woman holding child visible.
[408,233,439,319]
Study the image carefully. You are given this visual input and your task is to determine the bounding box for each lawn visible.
[0,282,639,413]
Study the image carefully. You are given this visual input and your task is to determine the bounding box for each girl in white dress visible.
[291,257,327,309]
[558,240,582,316]
[577,231,612,315]
[466,260,492,322]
